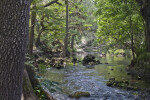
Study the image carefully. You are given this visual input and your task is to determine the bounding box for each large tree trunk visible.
[29,4,36,56]
[0,0,30,100]
[136,0,150,52]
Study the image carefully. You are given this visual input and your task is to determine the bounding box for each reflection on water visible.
[39,53,150,100]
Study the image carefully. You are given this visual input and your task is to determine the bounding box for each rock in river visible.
[69,91,90,99]
[82,55,97,65]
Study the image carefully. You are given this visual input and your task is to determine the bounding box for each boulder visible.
[69,91,90,99]
[50,58,64,69]
[82,55,96,65]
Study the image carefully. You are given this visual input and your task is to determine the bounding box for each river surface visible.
[39,53,150,100]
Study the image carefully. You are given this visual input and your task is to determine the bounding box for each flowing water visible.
[39,53,150,100]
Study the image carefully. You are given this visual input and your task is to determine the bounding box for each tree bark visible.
[137,0,150,52]
[129,17,135,59]
[29,4,36,56]
[71,35,75,50]
[22,67,38,100]
[0,0,30,100]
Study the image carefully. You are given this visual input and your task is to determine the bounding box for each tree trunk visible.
[71,35,75,50]
[62,0,70,57]
[22,67,38,100]
[35,30,43,48]
[35,16,45,48]
[0,0,30,100]
[137,0,150,52]
[29,4,36,56]
[130,17,135,59]
[145,19,150,52]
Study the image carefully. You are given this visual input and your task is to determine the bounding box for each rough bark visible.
[29,4,36,56]
[22,67,38,100]
[0,0,30,100]
[136,0,150,52]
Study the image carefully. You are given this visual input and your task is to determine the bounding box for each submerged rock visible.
[106,78,135,91]
[69,91,90,99]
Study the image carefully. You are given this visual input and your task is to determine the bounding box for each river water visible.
[39,53,150,100]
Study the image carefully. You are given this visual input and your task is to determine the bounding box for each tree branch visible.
[44,0,62,7]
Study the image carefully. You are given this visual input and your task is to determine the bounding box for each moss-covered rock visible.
[69,91,90,98]
[82,55,101,66]
[82,55,96,65]
[106,78,134,90]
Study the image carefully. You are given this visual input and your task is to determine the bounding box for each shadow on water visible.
[39,52,150,100]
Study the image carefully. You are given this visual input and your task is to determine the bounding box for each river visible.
[38,53,150,100]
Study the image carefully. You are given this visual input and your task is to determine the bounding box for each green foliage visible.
[39,64,46,71]
[25,54,35,67]
[95,0,144,52]
[40,80,62,93]
[34,86,47,100]
[137,52,150,62]
[114,49,125,55]
[34,76,62,99]
[124,50,132,57]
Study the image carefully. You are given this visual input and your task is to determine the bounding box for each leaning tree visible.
[0,0,30,99]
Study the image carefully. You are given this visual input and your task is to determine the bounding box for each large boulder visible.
[69,91,90,99]
[82,55,96,65]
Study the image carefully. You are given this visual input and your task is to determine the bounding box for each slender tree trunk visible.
[131,32,135,59]
[71,35,75,50]
[62,0,69,57]
[0,0,30,100]
[35,30,43,48]
[130,17,135,59]
[35,16,45,48]
[145,20,150,52]
[29,4,36,56]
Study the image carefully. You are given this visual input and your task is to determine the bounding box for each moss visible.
[106,78,136,90]
[69,91,90,98]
